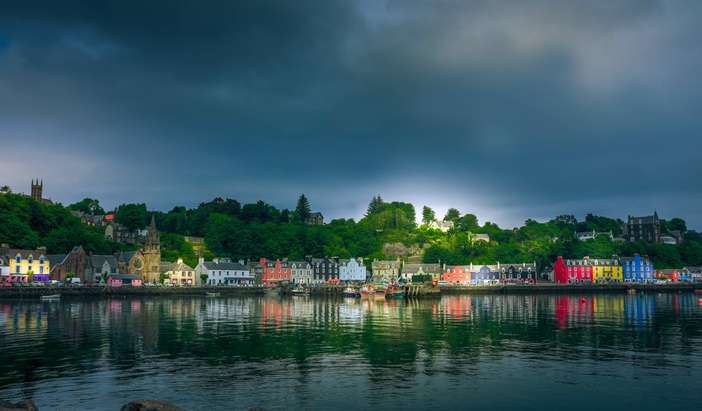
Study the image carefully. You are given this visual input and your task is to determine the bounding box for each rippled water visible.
[1,293,701,410]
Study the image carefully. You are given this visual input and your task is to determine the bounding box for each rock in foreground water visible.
[0,400,38,411]
[120,400,184,411]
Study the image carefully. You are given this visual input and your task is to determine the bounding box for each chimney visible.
[213,258,219,264]
[198,256,204,266]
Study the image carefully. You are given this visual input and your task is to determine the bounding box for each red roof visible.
[104,214,115,222]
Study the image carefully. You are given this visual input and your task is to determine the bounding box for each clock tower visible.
[142,215,161,283]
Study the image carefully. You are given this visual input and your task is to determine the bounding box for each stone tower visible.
[142,215,161,283]
[30,179,43,201]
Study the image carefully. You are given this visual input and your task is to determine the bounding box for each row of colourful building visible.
[553,254,663,283]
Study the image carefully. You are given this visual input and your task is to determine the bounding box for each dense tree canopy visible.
[2,190,701,272]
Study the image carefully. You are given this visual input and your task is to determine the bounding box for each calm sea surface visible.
[1,293,701,410]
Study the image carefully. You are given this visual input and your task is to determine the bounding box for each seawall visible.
[0,286,265,299]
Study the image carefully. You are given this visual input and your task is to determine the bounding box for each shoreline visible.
[0,283,701,299]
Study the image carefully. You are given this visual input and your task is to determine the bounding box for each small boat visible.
[373,286,386,300]
[385,285,405,299]
[360,284,374,299]
[343,287,359,298]
[627,288,637,295]
[291,287,309,296]
[206,292,220,297]
[40,294,61,301]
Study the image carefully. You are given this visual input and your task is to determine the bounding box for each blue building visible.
[622,254,654,282]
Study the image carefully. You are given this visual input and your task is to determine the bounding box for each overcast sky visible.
[1,1,701,228]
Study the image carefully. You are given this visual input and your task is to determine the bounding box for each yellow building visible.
[1,247,51,282]
[163,258,196,286]
[592,257,623,283]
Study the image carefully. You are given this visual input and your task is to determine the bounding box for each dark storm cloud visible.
[1,0,701,227]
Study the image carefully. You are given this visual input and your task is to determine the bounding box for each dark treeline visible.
[1,190,702,270]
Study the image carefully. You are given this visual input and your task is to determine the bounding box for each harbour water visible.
[1,293,701,410]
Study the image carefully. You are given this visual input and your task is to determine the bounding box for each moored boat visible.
[343,287,359,298]
[206,292,220,297]
[385,285,405,299]
[40,294,61,301]
[373,286,386,300]
[360,284,374,299]
[291,287,309,296]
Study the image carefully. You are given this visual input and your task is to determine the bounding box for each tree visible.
[457,214,479,231]
[115,203,148,231]
[422,206,436,225]
[295,194,312,222]
[68,198,105,215]
[366,195,385,216]
[0,185,11,193]
[444,208,460,223]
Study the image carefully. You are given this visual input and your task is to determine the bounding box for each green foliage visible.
[295,194,311,222]
[160,233,197,267]
[67,198,105,215]
[0,193,119,254]
[422,206,435,225]
[115,203,148,231]
[444,208,460,223]
[366,195,385,216]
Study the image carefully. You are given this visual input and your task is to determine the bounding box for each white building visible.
[0,256,9,277]
[339,258,366,282]
[428,220,454,232]
[195,257,254,285]
[290,261,313,285]
[164,258,197,286]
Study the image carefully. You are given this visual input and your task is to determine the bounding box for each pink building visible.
[107,274,143,287]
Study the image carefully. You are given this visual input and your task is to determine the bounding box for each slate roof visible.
[402,263,442,274]
[90,255,117,269]
[203,261,249,271]
[47,254,67,267]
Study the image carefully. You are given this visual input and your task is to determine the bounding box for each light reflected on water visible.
[0,293,701,410]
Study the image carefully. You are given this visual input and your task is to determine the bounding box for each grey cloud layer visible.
[0,1,700,227]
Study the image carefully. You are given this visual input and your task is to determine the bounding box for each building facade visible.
[442,265,471,285]
[622,254,654,282]
[371,259,401,283]
[339,258,366,282]
[624,212,661,243]
[554,256,623,284]
[591,257,623,283]
[305,212,324,225]
[164,258,197,286]
[310,257,340,284]
[48,246,88,283]
[0,245,50,283]
[290,261,314,285]
[401,262,442,283]
[259,258,292,285]
[196,258,253,285]
[141,216,161,283]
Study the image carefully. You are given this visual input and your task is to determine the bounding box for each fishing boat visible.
[373,286,386,300]
[385,284,405,299]
[343,287,359,298]
[360,284,374,299]
[206,292,220,297]
[40,294,61,301]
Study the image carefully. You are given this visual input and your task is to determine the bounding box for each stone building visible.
[401,262,442,282]
[290,261,314,285]
[305,212,324,225]
[309,257,340,284]
[141,216,161,283]
[47,246,88,283]
[624,212,661,243]
[371,258,401,283]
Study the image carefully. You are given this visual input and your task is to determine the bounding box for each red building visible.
[442,265,471,285]
[553,256,593,283]
[260,258,292,286]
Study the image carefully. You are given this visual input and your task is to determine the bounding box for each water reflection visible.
[0,293,701,410]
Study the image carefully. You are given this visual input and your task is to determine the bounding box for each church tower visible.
[142,215,161,283]
[30,179,43,201]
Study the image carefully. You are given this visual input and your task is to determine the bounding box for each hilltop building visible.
[305,212,324,225]
[624,212,661,243]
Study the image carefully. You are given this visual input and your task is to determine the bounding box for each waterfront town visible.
[1,180,701,291]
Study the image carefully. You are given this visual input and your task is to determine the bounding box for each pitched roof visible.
[90,254,117,269]
[402,263,441,274]
[47,254,67,266]
[203,261,249,271]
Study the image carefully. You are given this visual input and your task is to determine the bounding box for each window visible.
[15,255,21,264]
